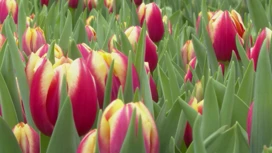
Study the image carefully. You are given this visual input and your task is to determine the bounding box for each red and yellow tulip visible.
[181,40,196,69]
[22,27,46,56]
[26,54,97,136]
[85,25,97,42]
[98,99,159,153]
[77,129,97,153]
[0,0,18,24]
[13,122,40,153]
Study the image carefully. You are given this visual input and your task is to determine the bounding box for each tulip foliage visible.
[1,0,272,153]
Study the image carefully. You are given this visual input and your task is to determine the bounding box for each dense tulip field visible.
[0,0,272,152]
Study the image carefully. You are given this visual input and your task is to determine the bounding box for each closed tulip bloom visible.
[77,129,97,153]
[85,49,120,108]
[35,43,64,59]
[196,11,214,33]
[85,25,97,42]
[194,81,203,102]
[98,99,159,153]
[184,98,203,147]
[27,54,97,136]
[248,28,272,70]
[104,0,114,12]
[85,0,97,10]
[208,10,245,61]
[86,15,95,25]
[141,3,164,42]
[0,0,18,24]
[124,26,158,72]
[133,0,142,5]
[13,122,40,153]
[22,27,46,56]
[68,0,78,8]
[40,0,48,6]
[181,40,195,69]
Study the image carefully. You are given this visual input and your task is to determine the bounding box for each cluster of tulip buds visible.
[77,99,159,153]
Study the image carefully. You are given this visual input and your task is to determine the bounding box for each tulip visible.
[85,48,121,108]
[247,103,253,143]
[77,43,94,60]
[144,63,158,102]
[68,0,78,8]
[184,98,203,147]
[133,0,142,5]
[138,3,164,42]
[0,34,6,49]
[104,0,114,12]
[0,0,18,24]
[40,0,48,6]
[194,81,203,102]
[22,27,46,56]
[98,99,159,153]
[86,15,95,25]
[85,25,97,41]
[181,40,196,69]
[248,28,272,70]
[85,0,97,10]
[124,26,158,72]
[13,122,40,153]
[184,57,197,82]
[208,10,245,61]
[35,43,64,59]
[27,54,97,136]
[77,129,97,153]
[108,34,118,52]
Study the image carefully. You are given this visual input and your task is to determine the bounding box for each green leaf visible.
[40,133,50,153]
[237,61,254,106]
[250,40,272,153]
[46,98,80,153]
[4,18,36,129]
[119,28,133,56]
[192,35,206,73]
[134,23,146,77]
[73,19,88,44]
[220,62,236,127]
[202,78,220,139]
[193,115,207,153]
[59,11,72,55]
[247,0,270,32]
[0,117,22,153]
[67,39,82,60]
[236,35,249,68]
[178,98,198,127]
[120,110,146,153]
[46,41,56,64]
[18,0,26,51]
[158,67,173,111]
[103,60,115,109]
[124,51,134,103]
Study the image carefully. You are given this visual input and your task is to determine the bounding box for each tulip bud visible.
[133,0,142,5]
[35,43,64,59]
[22,27,46,56]
[98,99,159,153]
[162,15,172,34]
[143,3,164,42]
[248,28,272,70]
[13,122,40,153]
[137,3,146,26]
[86,15,95,25]
[208,10,245,61]
[108,34,118,52]
[40,0,48,6]
[124,26,158,71]
[184,98,203,147]
[27,55,97,136]
[194,81,203,102]
[184,57,197,82]
[77,129,97,153]
[196,11,214,33]
[104,0,114,12]
[0,34,6,49]
[85,0,97,10]
[68,0,78,8]
[247,103,253,143]
[85,25,96,42]
[0,0,18,24]
[181,40,195,69]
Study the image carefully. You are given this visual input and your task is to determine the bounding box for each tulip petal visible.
[77,129,97,153]
[67,58,97,136]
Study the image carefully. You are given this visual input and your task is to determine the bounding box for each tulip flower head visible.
[124,26,158,72]
[35,43,64,59]
[0,0,18,24]
[40,0,49,6]
[133,0,142,5]
[13,122,40,153]
[85,0,97,10]
[68,0,78,8]
[248,28,272,70]
[98,99,159,153]
[77,129,97,153]
[184,57,197,82]
[196,11,215,33]
[26,54,97,136]
[22,27,46,56]
[104,0,115,12]
[85,25,97,41]
[181,40,196,69]
[137,2,164,42]
[208,10,245,61]
[184,98,203,147]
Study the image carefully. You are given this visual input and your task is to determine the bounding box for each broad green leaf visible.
[202,78,220,139]
[158,67,173,111]
[174,112,187,147]
[59,11,72,55]
[120,110,146,153]
[119,27,133,56]
[220,62,236,127]
[193,115,207,153]
[135,23,146,77]
[178,98,198,127]
[0,117,22,153]
[40,133,50,153]
[67,39,82,60]
[192,35,206,73]
[18,0,26,51]
[124,51,134,103]
[250,40,272,153]
[103,60,115,109]
[46,98,80,153]
[5,19,35,129]
[247,0,270,32]
[73,19,88,44]
[46,41,56,64]
[236,35,249,68]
